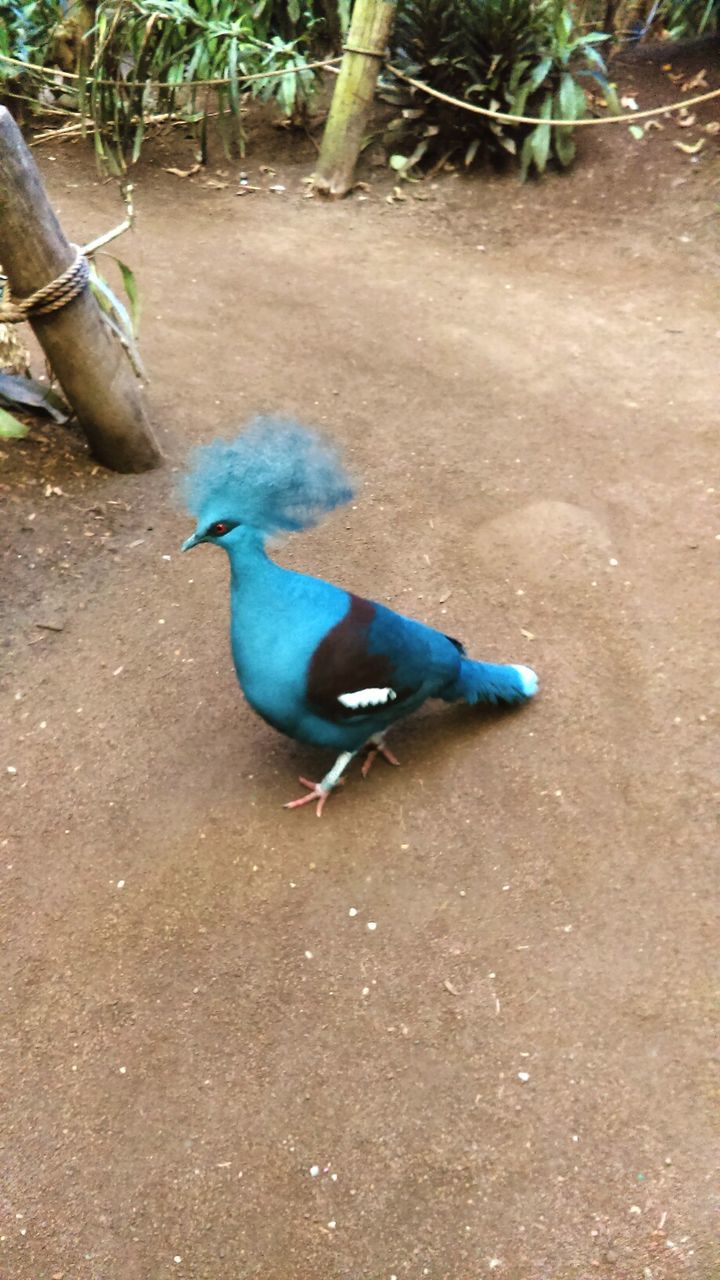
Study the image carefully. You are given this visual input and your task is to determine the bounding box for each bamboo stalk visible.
[0,107,162,472]
[313,0,397,198]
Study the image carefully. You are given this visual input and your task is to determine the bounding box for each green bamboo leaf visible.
[554,126,576,167]
[519,131,534,182]
[89,269,134,342]
[114,258,141,336]
[0,406,28,438]
[527,57,552,93]
[529,97,553,175]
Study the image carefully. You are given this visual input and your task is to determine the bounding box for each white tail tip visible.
[513,664,539,697]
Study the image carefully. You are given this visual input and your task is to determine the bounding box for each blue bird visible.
[181,417,539,815]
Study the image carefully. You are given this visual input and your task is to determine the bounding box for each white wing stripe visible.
[338,687,397,710]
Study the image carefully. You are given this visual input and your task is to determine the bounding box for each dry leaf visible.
[520,628,535,640]
[165,164,200,178]
[204,179,228,189]
[677,112,696,128]
[704,121,720,135]
[444,980,461,996]
[645,120,664,132]
[620,95,639,111]
[259,164,276,175]
[682,70,708,92]
[673,138,706,155]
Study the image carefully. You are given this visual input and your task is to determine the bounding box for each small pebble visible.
[174,1257,182,1265]
[517,1071,530,1082]
[7,766,17,775]
[348,907,358,917]
[119,1066,127,1075]
[304,950,313,960]
[609,557,619,566]
[367,921,377,931]
[116,880,125,890]
[328,1220,336,1229]
[309,1165,319,1177]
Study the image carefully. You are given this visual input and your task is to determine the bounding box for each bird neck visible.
[226,526,279,596]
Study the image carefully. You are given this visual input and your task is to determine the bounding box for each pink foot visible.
[284,776,343,817]
[361,741,401,778]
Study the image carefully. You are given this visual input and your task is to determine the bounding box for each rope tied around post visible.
[342,43,386,59]
[0,245,89,323]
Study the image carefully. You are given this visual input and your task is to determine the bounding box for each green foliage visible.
[88,251,144,375]
[1,0,345,172]
[663,0,719,36]
[387,0,619,179]
[573,0,719,37]
[0,0,66,72]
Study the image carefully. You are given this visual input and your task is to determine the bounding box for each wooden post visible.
[313,0,396,198]
[0,107,162,472]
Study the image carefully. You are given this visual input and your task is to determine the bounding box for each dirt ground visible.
[1,53,719,1280]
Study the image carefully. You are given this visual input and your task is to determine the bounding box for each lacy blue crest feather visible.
[181,416,355,533]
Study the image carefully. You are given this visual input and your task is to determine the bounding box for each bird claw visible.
[284,776,344,817]
[361,741,401,778]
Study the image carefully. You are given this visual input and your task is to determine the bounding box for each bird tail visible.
[442,659,538,706]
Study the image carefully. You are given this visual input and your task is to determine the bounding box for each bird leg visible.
[361,733,401,778]
[284,750,355,817]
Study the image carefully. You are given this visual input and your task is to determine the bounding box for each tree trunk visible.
[313,0,396,198]
[0,107,162,472]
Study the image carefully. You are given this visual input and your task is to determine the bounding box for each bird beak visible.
[181,532,201,552]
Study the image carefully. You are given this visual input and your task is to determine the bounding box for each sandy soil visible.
[1,53,719,1280]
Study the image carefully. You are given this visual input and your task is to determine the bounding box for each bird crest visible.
[180,416,355,534]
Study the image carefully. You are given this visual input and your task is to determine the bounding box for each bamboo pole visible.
[0,107,162,472]
[313,0,396,198]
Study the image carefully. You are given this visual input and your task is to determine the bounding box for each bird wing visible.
[305,593,463,723]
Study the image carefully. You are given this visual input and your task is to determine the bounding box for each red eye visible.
[212,521,229,536]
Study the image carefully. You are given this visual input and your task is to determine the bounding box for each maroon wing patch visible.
[306,594,415,720]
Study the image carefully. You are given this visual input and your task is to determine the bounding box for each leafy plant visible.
[386,0,619,179]
[84,0,351,172]
[1,1,347,172]
[662,0,719,35]
[0,0,67,72]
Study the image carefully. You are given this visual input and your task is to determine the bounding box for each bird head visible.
[180,416,355,554]
[181,516,242,552]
